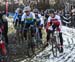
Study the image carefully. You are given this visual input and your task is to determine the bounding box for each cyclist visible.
[13,8,23,28]
[46,9,63,53]
[13,8,23,43]
[0,11,8,45]
[44,9,50,28]
[21,6,36,56]
[33,9,44,41]
[21,6,36,40]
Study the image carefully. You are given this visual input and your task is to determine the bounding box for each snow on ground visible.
[21,26,75,62]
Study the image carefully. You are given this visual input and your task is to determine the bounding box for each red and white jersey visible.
[47,15,62,31]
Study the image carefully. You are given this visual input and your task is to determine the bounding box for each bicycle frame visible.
[54,30,60,45]
[26,25,35,57]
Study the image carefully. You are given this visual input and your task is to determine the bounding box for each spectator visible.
[71,6,75,27]
[0,11,8,45]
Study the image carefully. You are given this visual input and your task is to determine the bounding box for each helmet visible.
[23,6,31,12]
[49,9,55,14]
[15,8,21,13]
[18,9,22,13]
[33,9,39,13]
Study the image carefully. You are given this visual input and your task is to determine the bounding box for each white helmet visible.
[33,9,39,13]
[23,6,31,12]
[15,8,20,13]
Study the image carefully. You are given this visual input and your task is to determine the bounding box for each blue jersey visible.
[13,13,22,22]
[18,15,22,21]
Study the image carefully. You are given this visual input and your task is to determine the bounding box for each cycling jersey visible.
[47,15,62,31]
[46,14,63,53]
[13,13,22,22]
[18,15,22,20]
[21,12,35,24]
[35,14,44,26]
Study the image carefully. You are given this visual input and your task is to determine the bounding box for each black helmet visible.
[49,9,55,14]
[18,9,22,13]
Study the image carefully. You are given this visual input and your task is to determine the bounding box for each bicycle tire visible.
[51,36,58,57]
[18,30,23,45]
[16,30,20,44]
[26,29,31,57]
[26,28,35,57]
[35,28,40,48]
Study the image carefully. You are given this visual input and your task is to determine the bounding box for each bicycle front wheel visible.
[51,36,58,57]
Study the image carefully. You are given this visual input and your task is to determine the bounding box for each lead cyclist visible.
[21,6,36,56]
[21,6,36,41]
[46,9,63,53]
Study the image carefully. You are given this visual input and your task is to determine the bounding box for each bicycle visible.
[14,20,23,45]
[49,28,61,57]
[24,25,35,57]
[35,19,43,48]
